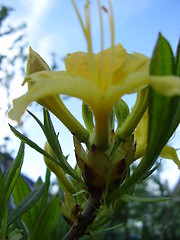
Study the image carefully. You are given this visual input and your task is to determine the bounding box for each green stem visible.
[93,109,110,150]
[55,167,76,194]
[62,194,101,240]
[116,88,148,140]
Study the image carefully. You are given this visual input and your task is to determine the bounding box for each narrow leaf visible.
[120,194,170,203]
[3,142,24,208]
[26,109,45,133]
[31,197,60,239]
[0,168,5,219]
[107,34,179,203]
[43,109,82,182]
[39,168,51,211]
[12,175,36,232]
[8,184,44,227]
[9,124,60,166]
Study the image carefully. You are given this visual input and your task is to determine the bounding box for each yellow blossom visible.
[134,111,180,169]
[8,0,180,149]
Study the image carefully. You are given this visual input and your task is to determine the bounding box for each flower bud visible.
[74,131,135,194]
[26,47,50,76]
[114,98,129,129]
[60,193,83,225]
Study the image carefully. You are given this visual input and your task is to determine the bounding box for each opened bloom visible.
[8,0,180,149]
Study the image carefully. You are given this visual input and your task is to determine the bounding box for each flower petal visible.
[96,44,127,79]
[104,72,149,109]
[150,75,180,96]
[65,52,89,79]
[112,52,149,84]
[161,145,180,169]
[8,71,102,122]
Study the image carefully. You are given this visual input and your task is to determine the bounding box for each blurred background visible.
[0,0,179,187]
[1,0,180,239]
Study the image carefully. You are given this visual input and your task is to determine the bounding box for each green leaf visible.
[7,228,24,240]
[25,109,82,182]
[33,177,43,189]
[7,184,44,227]
[12,175,36,232]
[26,109,45,132]
[9,124,60,167]
[38,168,51,212]
[31,197,60,240]
[120,194,170,203]
[0,168,5,220]
[3,142,24,210]
[0,208,8,240]
[43,109,82,182]
[107,34,180,203]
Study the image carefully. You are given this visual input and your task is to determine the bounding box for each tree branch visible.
[62,195,101,240]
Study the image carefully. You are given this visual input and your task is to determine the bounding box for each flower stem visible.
[62,194,101,240]
[116,88,148,140]
[93,109,110,150]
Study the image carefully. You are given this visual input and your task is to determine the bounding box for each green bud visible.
[82,102,94,137]
[26,46,50,76]
[114,98,129,129]
[60,193,83,225]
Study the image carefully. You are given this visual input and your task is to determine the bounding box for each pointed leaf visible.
[31,197,60,240]
[43,109,82,182]
[107,34,180,203]
[9,124,60,166]
[0,168,5,219]
[12,175,36,232]
[3,142,24,209]
[38,168,51,212]
[7,184,44,227]
[120,194,170,203]
[147,33,179,160]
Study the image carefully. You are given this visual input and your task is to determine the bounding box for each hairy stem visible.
[62,195,101,240]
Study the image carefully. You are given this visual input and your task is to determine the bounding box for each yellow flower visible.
[134,111,180,169]
[8,0,180,149]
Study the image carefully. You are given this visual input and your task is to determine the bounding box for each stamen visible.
[107,0,115,87]
[72,0,98,86]
[97,0,104,90]
[72,0,86,35]
[84,1,98,86]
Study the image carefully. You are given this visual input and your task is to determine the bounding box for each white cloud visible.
[19,0,55,43]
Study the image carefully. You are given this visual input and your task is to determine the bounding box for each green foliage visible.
[1,2,179,238]
[0,143,25,239]
[107,34,180,204]
[0,144,69,240]
[31,197,60,240]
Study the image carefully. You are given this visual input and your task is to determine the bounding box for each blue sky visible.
[1,0,180,185]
